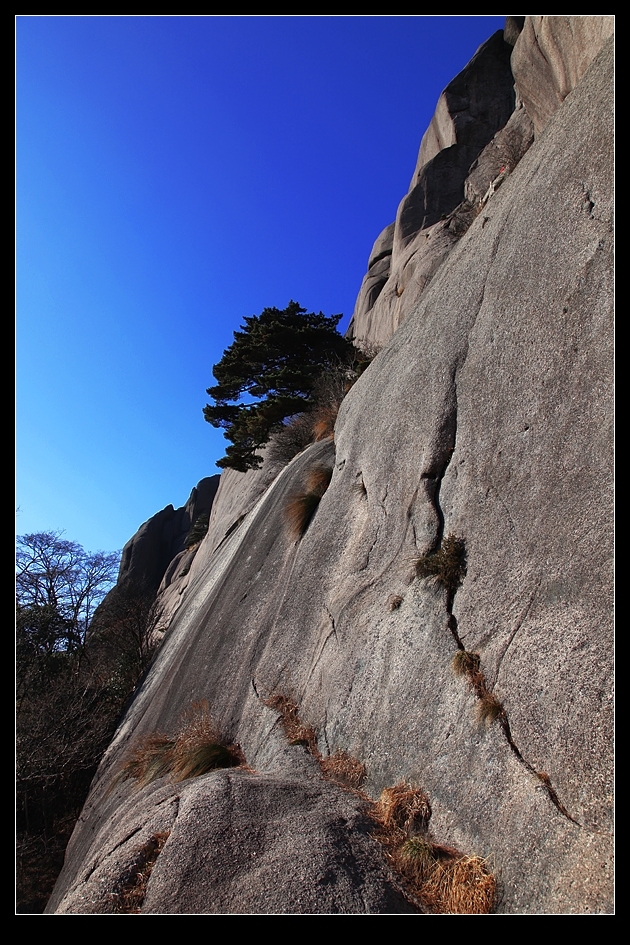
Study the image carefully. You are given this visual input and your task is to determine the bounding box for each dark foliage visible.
[204,301,357,471]
[185,511,210,549]
[415,534,467,594]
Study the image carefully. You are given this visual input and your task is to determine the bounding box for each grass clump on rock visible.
[414,534,467,593]
[371,782,496,914]
[118,700,243,788]
[284,465,334,539]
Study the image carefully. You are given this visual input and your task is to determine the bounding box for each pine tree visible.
[204,301,355,471]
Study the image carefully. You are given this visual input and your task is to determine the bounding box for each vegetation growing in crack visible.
[265,692,366,790]
[414,534,467,595]
[451,649,505,728]
[265,692,497,913]
[185,511,210,549]
[371,783,497,914]
[106,831,170,914]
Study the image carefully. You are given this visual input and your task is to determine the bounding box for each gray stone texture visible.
[48,18,614,915]
[511,16,614,135]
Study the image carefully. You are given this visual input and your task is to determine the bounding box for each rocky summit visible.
[46,17,614,915]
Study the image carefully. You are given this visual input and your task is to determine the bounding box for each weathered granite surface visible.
[347,16,613,353]
[48,19,614,915]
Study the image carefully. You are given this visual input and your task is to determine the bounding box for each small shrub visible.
[267,352,366,466]
[267,413,317,465]
[185,512,210,549]
[414,534,467,593]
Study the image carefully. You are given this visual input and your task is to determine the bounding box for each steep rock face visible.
[48,20,613,915]
[348,28,518,350]
[511,16,614,134]
[348,15,613,353]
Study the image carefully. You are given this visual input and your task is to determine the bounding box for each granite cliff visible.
[47,17,614,914]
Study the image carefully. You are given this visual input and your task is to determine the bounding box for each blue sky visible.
[17,15,506,555]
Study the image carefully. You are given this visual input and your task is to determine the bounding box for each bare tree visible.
[16,531,119,652]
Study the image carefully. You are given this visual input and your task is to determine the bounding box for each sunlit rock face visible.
[47,18,614,915]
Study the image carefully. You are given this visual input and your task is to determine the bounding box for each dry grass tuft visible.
[262,696,497,915]
[284,465,333,539]
[319,750,366,790]
[310,403,339,441]
[117,700,243,788]
[452,649,481,678]
[284,491,321,539]
[118,734,176,788]
[265,694,366,793]
[264,693,319,753]
[414,534,467,593]
[305,465,333,496]
[373,782,431,836]
[476,691,505,727]
[452,650,506,728]
[109,831,170,914]
[370,781,496,913]
[419,854,497,914]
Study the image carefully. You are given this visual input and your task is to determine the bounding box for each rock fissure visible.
[492,581,541,684]
[499,715,581,826]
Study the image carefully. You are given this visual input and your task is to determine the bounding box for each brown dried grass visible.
[419,854,497,914]
[373,783,431,836]
[305,465,333,496]
[264,694,318,753]
[262,699,497,915]
[319,750,366,790]
[477,691,505,727]
[371,782,496,914]
[109,831,170,914]
[284,466,333,539]
[452,649,480,678]
[117,700,243,788]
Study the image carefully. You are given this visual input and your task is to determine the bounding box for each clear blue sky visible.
[17,15,506,555]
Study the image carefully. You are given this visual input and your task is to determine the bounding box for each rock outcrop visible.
[112,476,220,597]
[47,18,614,915]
